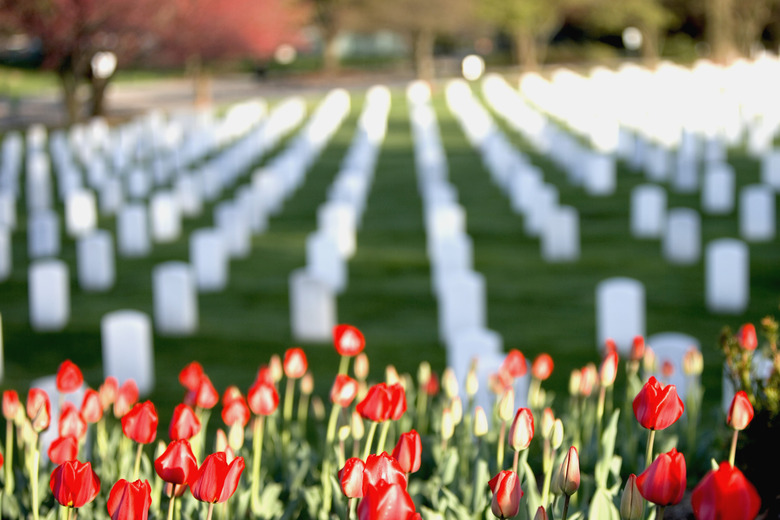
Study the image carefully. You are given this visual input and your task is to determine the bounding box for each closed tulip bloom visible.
[509,408,534,451]
[221,397,250,427]
[122,401,158,444]
[737,323,758,351]
[727,391,754,431]
[189,452,245,503]
[600,351,619,387]
[155,439,198,486]
[633,376,684,431]
[81,389,103,424]
[27,388,51,432]
[362,452,407,494]
[534,506,548,520]
[107,479,152,520]
[50,460,101,508]
[556,446,580,496]
[531,354,554,381]
[631,336,646,362]
[392,430,422,474]
[179,361,204,392]
[354,353,370,381]
[247,380,279,416]
[283,348,308,379]
[357,383,392,422]
[498,388,515,422]
[169,404,201,441]
[99,377,119,411]
[540,408,555,439]
[357,480,417,520]
[425,372,440,396]
[3,389,20,420]
[501,350,527,378]
[56,360,84,394]
[330,375,359,408]
[333,324,365,357]
[221,386,244,407]
[387,383,407,421]
[489,470,523,519]
[48,436,79,465]
[338,457,365,498]
[473,406,489,437]
[682,348,703,376]
[620,474,644,520]
[58,402,87,440]
[579,364,597,397]
[636,448,686,507]
[114,380,140,418]
[691,462,761,520]
[192,375,219,410]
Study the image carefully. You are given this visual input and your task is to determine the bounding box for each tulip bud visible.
[466,365,479,397]
[568,370,581,396]
[498,388,515,422]
[269,355,283,383]
[727,391,754,431]
[283,348,308,379]
[540,408,555,440]
[532,354,554,381]
[392,430,422,474]
[216,429,228,453]
[643,347,657,373]
[473,406,488,437]
[631,336,645,362]
[330,375,359,408]
[599,351,619,387]
[338,425,351,442]
[682,348,703,376]
[385,365,400,385]
[738,323,758,351]
[556,447,580,496]
[605,338,617,354]
[534,506,548,520]
[228,422,244,451]
[350,411,364,440]
[2,390,20,421]
[354,353,369,381]
[338,458,365,498]
[501,350,527,378]
[311,396,326,422]
[551,419,564,450]
[300,373,314,395]
[450,397,463,425]
[489,470,523,519]
[333,324,365,357]
[620,474,644,520]
[509,408,534,452]
[418,361,431,387]
[442,368,459,399]
[580,363,597,397]
[441,408,454,442]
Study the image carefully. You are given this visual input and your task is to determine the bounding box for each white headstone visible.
[596,277,645,355]
[446,327,502,399]
[117,204,150,257]
[739,184,775,242]
[190,229,228,292]
[541,205,579,262]
[431,233,473,274]
[0,192,16,229]
[318,203,357,259]
[438,270,486,343]
[645,144,670,182]
[153,262,198,335]
[761,149,780,190]
[77,230,115,292]
[524,183,558,237]
[582,153,616,196]
[29,260,69,331]
[426,205,466,257]
[175,174,203,217]
[27,210,60,259]
[101,310,154,395]
[509,168,542,215]
[65,190,97,238]
[127,170,151,199]
[215,202,250,259]
[705,238,749,314]
[306,232,346,293]
[631,184,666,238]
[646,332,700,401]
[0,227,10,282]
[99,177,123,216]
[289,268,336,342]
[701,162,735,215]
[663,208,700,264]
[673,155,698,193]
[149,192,181,243]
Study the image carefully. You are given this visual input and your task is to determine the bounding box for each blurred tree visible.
[308,0,365,75]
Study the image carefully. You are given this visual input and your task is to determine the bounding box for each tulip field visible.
[1,62,780,519]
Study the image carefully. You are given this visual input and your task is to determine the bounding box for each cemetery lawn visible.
[1,83,778,432]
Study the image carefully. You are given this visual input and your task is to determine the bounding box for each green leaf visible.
[588,488,620,520]
[595,410,620,489]
[440,449,459,485]
[472,458,491,514]
[521,458,541,516]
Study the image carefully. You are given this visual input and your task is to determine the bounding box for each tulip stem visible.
[362,421,379,461]
[596,386,607,456]
[645,429,656,470]
[345,497,352,520]
[250,416,265,514]
[133,442,143,480]
[656,505,665,520]
[206,502,215,520]
[167,485,177,520]
[31,435,40,520]
[729,429,739,467]
[561,495,571,520]
[5,420,14,494]
[325,404,341,456]
[282,378,295,450]
[512,450,520,475]
[376,421,391,455]
[497,420,506,470]
[529,378,541,408]
[338,355,350,377]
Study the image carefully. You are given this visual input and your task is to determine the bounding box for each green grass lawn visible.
[0,80,778,435]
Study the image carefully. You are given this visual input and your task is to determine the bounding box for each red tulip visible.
[48,436,79,465]
[632,376,684,431]
[107,479,152,520]
[357,480,417,520]
[424,372,439,396]
[531,354,553,381]
[255,366,275,386]
[221,397,250,427]
[489,470,523,519]
[50,460,101,508]
[81,389,103,423]
[631,336,646,362]
[56,360,84,394]
[501,350,527,378]
[737,323,758,351]
[114,380,139,418]
[727,391,754,431]
[362,452,407,495]
[387,383,407,421]
[3,389,19,420]
[58,402,87,440]
[179,361,204,391]
[556,446,580,496]
[27,387,51,432]
[636,448,686,507]
[154,439,198,486]
[99,377,119,410]
[509,408,534,452]
[190,375,219,410]
[221,386,244,407]
[247,380,279,416]
[333,324,365,357]
[283,348,308,379]
[122,401,158,444]
[189,452,245,503]
[338,457,365,498]
[579,364,597,397]
[605,338,618,354]
[357,383,392,422]
[392,430,422,474]
[330,375,359,408]
[691,462,761,520]
[534,506,548,520]
[169,404,201,441]
[600,351,619,387]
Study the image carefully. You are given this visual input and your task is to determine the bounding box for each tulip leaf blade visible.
[595,409,620,489]
[588,488,620,520]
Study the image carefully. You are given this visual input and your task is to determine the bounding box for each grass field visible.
[0,79,778,434]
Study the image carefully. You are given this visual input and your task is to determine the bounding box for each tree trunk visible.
[640,25,660,64]
[707,0,738,64]
[58,66,80,124]
[322,28,341,76]
[513,30,538,70]
[413,29,435,82]
[188,55,212,107]
[89,77,110,117]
